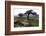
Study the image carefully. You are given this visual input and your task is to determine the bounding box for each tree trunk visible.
[27,14,29,20]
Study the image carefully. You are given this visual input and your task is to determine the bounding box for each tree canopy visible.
[18,13,24,17]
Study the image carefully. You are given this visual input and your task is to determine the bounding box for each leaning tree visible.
[25,10,37,20]
[24,10,33,20]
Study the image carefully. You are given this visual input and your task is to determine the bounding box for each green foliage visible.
[29,19,39,27]
[18,13,24,17]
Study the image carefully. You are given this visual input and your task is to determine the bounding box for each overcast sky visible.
[11,5,42,16]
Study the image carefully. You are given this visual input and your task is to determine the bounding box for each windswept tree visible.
[25,10,33,20]
[18,13,24,17]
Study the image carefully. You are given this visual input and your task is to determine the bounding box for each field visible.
[14,15,39,27]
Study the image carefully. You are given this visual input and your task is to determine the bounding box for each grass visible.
[28,19,39,27]
[14,16,39,27]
